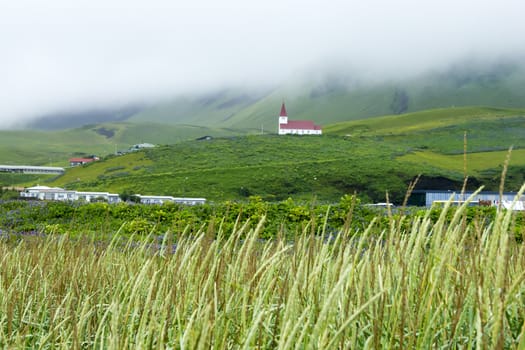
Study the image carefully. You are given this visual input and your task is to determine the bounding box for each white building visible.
[20,186,75,201]
[129,143,156,151]
[20,186,205,205]
[20,186,120,203]
[136,194,206,205]
[0,165,65,174]
[75,191,121,203]
[409,190,525,210]
[278,102,322,135]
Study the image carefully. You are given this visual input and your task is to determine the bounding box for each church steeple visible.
[278,102,288,125]
[280,102,287,117]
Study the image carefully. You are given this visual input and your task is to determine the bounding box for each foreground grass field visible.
[1,189,525,348]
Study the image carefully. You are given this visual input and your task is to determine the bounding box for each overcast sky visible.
[1,0,524,128]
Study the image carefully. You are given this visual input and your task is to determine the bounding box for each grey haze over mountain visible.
[1,0,524,129]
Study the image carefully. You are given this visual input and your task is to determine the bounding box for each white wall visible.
[279,128,322,135]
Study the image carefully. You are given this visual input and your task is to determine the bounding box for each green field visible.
[399,149,525,174]
[27,145,522,204]
[325,107,525,135]
[3,61,525,348]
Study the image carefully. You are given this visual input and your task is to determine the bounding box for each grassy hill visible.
[4,106,525,203]
[0,122,243,188]
[28,135,422,202]
[0,122,243,166]
[22,106,525,203]
[326,107,525,153]
[325,106,525,135]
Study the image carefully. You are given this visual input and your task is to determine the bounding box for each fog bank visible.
[1,0,524,128]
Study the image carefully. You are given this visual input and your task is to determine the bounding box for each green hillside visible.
[0,122,243,166]
[325,106,525,154]
[128,81,402,131]
[25,106,525,203]
[29,135,423,202]
[399,149,525,173]
[4,106,525,203]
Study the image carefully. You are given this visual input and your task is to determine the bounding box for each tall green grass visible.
[1,187,525,348]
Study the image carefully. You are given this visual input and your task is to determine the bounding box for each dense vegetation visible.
[2,194,523,241]
[0,191,525,347]
[0,196,384,240]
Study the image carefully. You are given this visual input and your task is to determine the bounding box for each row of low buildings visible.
[15,187,525,210]
[19,186,206,205]
[408,190,525,210]
[0,165,65,174]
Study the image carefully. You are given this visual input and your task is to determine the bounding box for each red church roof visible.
[280,102,287,117]
[69,158,95,163]
[279,120,322,131]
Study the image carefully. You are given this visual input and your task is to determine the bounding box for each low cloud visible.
[1,0,524,128]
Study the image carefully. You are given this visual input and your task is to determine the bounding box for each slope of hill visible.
[31,135,423,202]
[5,106,525,203]
[128,89,270,127]
[325,106,525,154]
[0,122,243,165]
[27,105,143,130]
[20,106,524,203]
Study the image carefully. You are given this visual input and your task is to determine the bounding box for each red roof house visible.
[278,102,322,135]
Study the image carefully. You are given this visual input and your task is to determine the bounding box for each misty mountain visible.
[27,105,144,130]
[24,59,525,131]
[128,89,271,127]
[129,60,525,131]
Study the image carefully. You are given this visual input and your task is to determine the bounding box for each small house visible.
[129,143,156,152]
[69,158,97,167]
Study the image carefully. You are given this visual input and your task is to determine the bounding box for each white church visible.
[278,102,322,135]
